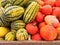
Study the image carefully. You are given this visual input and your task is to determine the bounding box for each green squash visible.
[11,20,26,30]
[5,32,15,41]
[23,2,39,23]
[3,6,24,22]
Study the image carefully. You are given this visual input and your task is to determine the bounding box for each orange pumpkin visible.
[40,25,57,41]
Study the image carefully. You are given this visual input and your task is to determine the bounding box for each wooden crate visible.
[0,41,60,45]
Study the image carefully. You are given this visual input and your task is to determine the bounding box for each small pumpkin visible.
[5,32,15,41]
[16,28,28,41]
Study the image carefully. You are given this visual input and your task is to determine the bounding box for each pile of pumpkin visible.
[0,0,60,41]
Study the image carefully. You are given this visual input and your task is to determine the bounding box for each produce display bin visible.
[0,0,60,45]
[0,41,60,45]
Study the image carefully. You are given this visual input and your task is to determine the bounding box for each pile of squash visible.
[0,0,39,41]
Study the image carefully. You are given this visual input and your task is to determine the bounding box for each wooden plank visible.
[0,41,60,45]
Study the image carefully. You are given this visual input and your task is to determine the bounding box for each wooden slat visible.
[0,41,60,45]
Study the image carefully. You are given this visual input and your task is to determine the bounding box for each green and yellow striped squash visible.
[1,0,29,7]
[0,17,10,27]
[4,3,12,8]
[0,7,10,27]
[0,7,4,17]
[5,32,15,41]
[1,0,10,7]
[3,6,24,22]
[11,20,25,30]
[11,0,29,6]
[16,28,28,41]
[23,2,39,23]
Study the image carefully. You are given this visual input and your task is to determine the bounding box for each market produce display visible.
[0,0,60,41]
